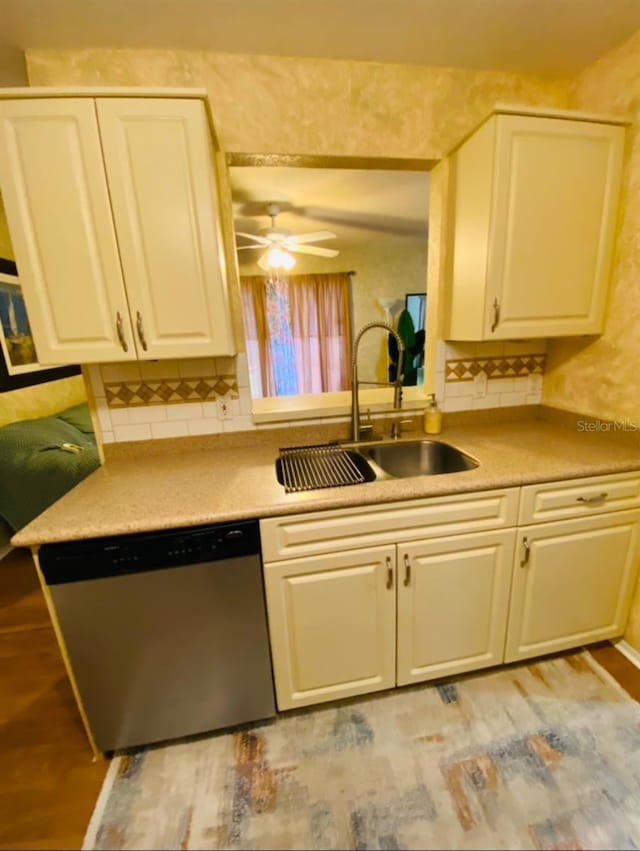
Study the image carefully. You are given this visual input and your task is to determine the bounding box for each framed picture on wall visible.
[0,258,80,391]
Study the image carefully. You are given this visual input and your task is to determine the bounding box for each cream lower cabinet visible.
[0,92,234,363]
[397,529,515,686]
[263,545,397,711]
[262,488,520,711]
[262,477,640,713]
[265,530,516,711]
[505,510,640,662]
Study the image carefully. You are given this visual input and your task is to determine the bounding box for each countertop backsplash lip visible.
[11,404,640,548]
[101,404,543,461]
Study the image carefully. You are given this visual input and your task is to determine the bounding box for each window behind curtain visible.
[240,273,353,398]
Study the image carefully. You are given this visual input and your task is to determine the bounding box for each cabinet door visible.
[397,530,515,686]
[97,98,235,359]
[264,546,396,711]
[488,115,623,338]
[0,98,136,363]
[505,510,640,663]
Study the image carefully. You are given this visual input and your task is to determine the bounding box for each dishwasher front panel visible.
[49,554,275,752]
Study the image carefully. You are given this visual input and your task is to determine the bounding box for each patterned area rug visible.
[84,651,640,850]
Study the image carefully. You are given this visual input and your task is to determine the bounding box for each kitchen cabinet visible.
[505,511,640,663]
[262,489,519,710]
[445,109,625,340]
[262,472,640,713]
[263,545,397,711]
[0,92,234,363]
[507,471,640,662]
[397,529,515,686]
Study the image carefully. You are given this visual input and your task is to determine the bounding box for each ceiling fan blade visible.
[235,231,272,246]
[236,244,264,251]
[285,231,337,245]
[289,244,339,258]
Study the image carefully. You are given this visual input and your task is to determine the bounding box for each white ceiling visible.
[229,166,430,263]
[1,0,640,76]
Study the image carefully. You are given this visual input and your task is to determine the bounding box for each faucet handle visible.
[390,417,413,440]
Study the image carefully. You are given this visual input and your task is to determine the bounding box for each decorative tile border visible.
[445,354,546,382]
[104,375,239,408]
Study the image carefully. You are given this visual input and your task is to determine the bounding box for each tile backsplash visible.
[87,341,547,444]
[88,354,254,444]
[435,340,547,413]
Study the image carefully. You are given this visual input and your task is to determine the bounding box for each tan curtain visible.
[240,272,352,397]
[288,273,352,393]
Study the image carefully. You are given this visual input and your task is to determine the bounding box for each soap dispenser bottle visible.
[424,393,442,435]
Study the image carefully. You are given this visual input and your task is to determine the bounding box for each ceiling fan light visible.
[260,246,296,270]
[281,251,296,271]
[266,247,286,267]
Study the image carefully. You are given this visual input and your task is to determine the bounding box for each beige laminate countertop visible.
[12,411,640,548]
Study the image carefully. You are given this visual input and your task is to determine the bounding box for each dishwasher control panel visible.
[39,519,261,584]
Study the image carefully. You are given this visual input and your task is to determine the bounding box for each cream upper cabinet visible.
[397,529,515,686]
[96,99,233,359]
[0,98,136,363]
[0,93,235,364]
[445,111,625,340]
[505,510,640,663]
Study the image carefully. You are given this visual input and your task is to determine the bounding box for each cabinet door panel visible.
[97,98,234,359]
[264,546,396,711]
[397,529,515,685]
[0,98,135,363]
[505,511,640,663]
[488,115,623,338]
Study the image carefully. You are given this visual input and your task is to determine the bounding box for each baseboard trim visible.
[613,639,640,671]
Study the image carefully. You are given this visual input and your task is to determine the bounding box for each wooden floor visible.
[0,546,639,850]
[0,548,107,851]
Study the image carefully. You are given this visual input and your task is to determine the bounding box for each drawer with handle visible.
[519,471,640,525]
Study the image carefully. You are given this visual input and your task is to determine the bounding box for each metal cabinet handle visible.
[403,553,411,586]
[577,492,608,505]
[520,536,530,567]
[491,297,500,333]
[386,556,393,589]
[116,312,128,352]
[136,311,148,352]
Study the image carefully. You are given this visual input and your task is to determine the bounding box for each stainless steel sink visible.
[365,440,478,479]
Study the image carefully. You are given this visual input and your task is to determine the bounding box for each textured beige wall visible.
[26,49,568,159]
[544,31,639,422]
[0,192,15,261]
[537,31,640,651]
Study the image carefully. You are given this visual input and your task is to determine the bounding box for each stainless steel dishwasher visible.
[39,519,276,752]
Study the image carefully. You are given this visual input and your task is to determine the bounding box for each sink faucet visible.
[351,322,405,442]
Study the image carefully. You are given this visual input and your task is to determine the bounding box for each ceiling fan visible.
[235,203,339,271]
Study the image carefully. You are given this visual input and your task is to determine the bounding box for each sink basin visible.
[366,440,478,479]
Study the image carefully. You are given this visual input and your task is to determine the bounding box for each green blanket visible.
[0,403,100,534]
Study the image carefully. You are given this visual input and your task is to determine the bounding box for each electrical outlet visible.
[217,398,232,420]
[473,372,488,398]
[527,373,543,394]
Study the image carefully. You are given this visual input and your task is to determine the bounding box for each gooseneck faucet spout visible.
[351,322,405,442]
